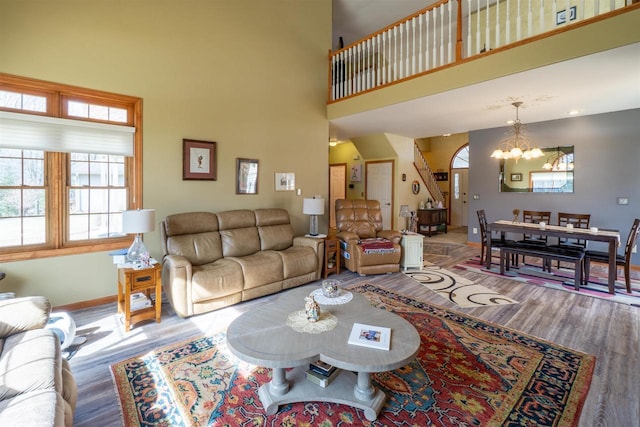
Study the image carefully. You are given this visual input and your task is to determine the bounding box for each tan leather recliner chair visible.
[335,199,402,275]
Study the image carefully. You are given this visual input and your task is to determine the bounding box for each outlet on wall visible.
[472,227,478,234]
[633,245,637,254]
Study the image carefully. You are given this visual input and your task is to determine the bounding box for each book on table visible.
[347,322,391,351]
[309,360,337,376]
[305,367,340,387]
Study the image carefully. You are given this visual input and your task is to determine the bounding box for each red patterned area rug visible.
[457,256,640,307]
[111,284,594,426]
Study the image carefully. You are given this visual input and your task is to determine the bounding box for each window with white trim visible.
[0,74,142,261]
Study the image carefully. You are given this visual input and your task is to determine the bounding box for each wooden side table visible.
[117,262,162,332]
[323,238,341,278]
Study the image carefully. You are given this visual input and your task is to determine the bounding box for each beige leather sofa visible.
[0,296,77,427]
[160,208,323,318]
[335,199,403,275]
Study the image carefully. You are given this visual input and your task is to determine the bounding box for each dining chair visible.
[477,209,515,265]
[518,210,552,270]
[548,212,591,268]
[583,218,639,293]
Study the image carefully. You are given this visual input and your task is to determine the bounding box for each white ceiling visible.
[331,0,640,140]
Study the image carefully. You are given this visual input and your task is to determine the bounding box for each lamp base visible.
[309,215,319,236]
[126,234,149,263]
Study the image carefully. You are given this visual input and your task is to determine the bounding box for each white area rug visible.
[403,266,519,308]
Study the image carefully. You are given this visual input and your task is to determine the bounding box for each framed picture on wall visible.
[275,172,295,191]
[510,173,523,182]
[351,164,362,182]
[183,139,216,180]
[236,158,259,194]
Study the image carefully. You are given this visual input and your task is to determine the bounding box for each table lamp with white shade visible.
[302,197,324,236]
[399,204,411,232]
[122,208,156,262]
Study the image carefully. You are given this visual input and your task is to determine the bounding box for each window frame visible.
[0,73,143,262]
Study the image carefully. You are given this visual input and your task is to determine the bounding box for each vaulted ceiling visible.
[331,0,640,140]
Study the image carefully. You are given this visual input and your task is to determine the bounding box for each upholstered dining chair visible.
[477,209,515,265]
[583,218,639,293]
[334,199,402,276]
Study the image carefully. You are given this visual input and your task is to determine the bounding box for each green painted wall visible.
[0,0,331,306]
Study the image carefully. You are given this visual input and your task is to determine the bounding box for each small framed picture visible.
[556,5,576,25]
[350,164,362,182]
[510,173,523,182]
[275,172,295,191]
[183,139,216,180]
[236,158,259,194]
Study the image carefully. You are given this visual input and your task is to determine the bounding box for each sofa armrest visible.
[336,231,360,243]
[161,255,194,318]
[377,230,402,244]
[293,236,322,254]
[0,296,51,339]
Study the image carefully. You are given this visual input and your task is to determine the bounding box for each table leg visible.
[269,367,289,396]
[485,230,492,270]
[608,239,616,294]
[258,367,289,416]
[354,371,375,401]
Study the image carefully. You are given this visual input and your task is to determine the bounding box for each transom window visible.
[0,73,142,262]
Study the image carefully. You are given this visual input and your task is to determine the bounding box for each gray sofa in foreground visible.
[0,296,77,427]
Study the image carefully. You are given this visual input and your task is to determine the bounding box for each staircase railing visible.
[413,142,445,205]
[329,0,633,102]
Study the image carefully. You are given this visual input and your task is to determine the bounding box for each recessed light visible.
[568,110,580,116]
[443,133,451,137]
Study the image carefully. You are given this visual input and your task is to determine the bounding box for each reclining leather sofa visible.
[0,296,77,427]
[160,208,323,318]
[335,199,402,275]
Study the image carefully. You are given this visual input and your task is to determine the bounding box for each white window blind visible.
[0,111,135,156]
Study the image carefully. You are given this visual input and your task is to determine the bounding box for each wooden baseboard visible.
[54,295,117,312]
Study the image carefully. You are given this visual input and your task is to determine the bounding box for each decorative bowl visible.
[321,279,340,298]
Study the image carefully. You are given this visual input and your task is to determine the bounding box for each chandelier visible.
[490,102,543,162]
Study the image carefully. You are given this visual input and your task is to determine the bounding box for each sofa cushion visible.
[259,224,294,251]
[278,246,318,278]
[0,388,65,427]
[191,259,244,304]
[229,251,283,289]
[0,296,51,339]
[220,228,261,257]
[166,231,223,266]
[255,209,294,250]
[164,212,219,236]
[0,329,61,401]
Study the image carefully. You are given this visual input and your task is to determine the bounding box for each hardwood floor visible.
[68,243,639,426]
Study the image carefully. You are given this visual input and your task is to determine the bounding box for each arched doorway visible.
[450,145,469,227]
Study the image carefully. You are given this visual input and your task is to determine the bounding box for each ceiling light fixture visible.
[490,101,543,162]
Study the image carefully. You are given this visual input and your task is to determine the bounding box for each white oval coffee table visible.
[226,284,420,421]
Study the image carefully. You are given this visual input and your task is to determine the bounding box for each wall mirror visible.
[499,146,574,193]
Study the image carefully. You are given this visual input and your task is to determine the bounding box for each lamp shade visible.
[122,209,156,234]
[399,205,411,217]
[303,198,325,215]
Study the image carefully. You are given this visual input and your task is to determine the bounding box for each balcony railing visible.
[329,0,631,102]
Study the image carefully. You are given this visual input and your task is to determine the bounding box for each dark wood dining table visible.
[486,220,621,294]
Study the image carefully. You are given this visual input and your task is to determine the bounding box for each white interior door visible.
[450,168,469,226]
[329,164,346,228]
[366,161,393,229]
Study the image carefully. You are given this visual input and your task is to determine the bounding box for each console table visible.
[417,208,447,236]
